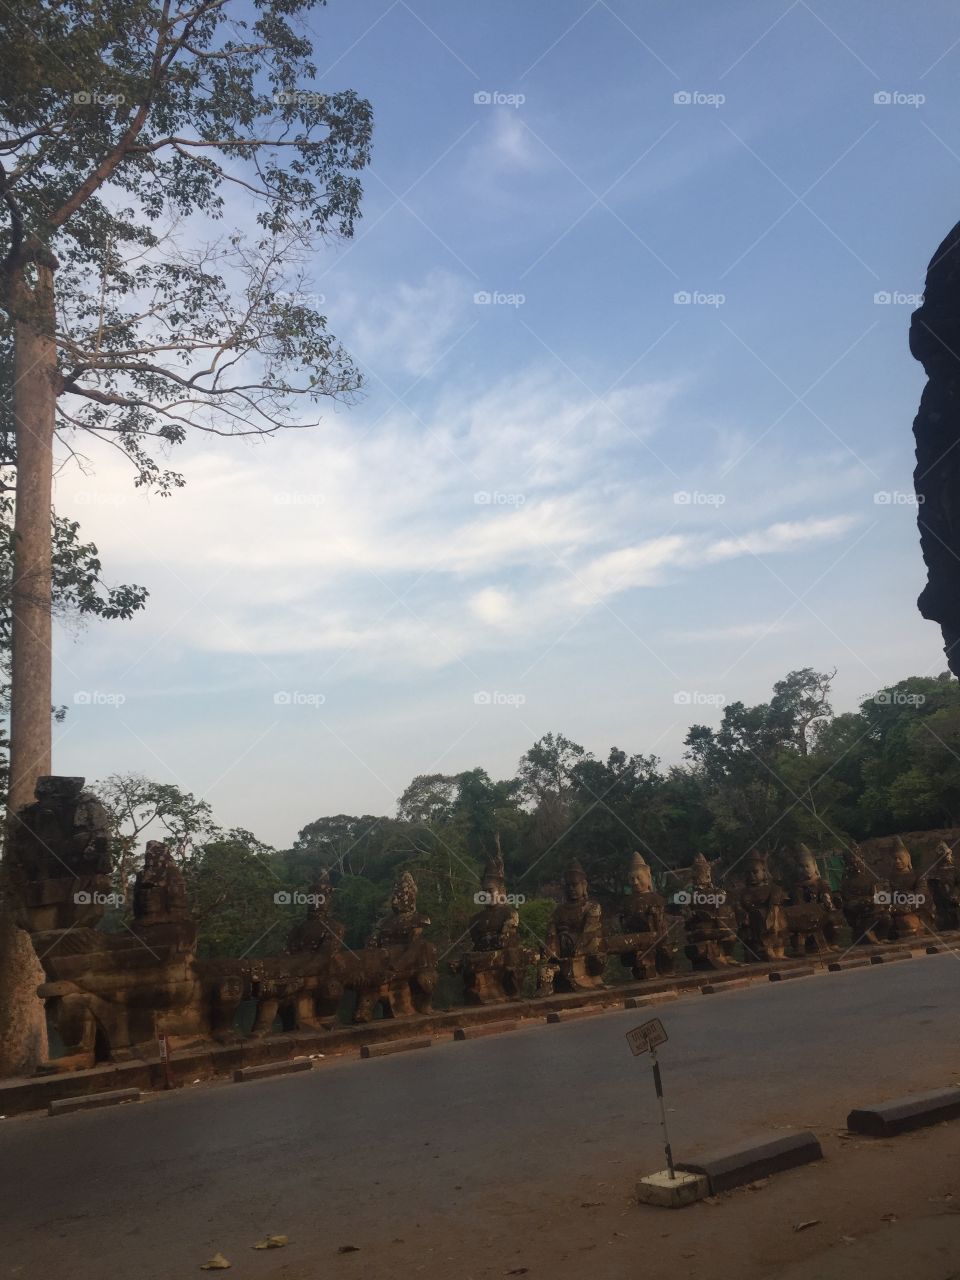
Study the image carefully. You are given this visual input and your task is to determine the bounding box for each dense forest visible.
[91,668,960,961]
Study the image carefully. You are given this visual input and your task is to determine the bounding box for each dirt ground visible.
[249,1123,960,1280]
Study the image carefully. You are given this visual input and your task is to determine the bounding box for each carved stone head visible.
[391,870,418,915]
[937,840,956,868]
[35,775,86,802]
[797,844,819,880]
[562,860,588,904]
[891,838,913,874]
[479,851,507,905]
[744,851,769,887]
[628,850,653,894]
[307,867,333,918]
[691,852,713,888]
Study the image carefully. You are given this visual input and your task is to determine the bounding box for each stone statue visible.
[236,869,355,1038]
[885,838,931,940]
[736,851,788,962]
[929,841,960,931]
[785,844,841,955]
[452,847,534,1004]
[538,860,605,994]
[351,871,437,1022]
[17,794,207,1072]
[680,853,739,969]
[839,843,890,944]
[607,851,675,980]
[6,776,113,932]
[133,841,194,940]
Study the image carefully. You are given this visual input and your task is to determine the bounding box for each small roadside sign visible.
[626,1016,675,1179]
[626,1017,668,1057]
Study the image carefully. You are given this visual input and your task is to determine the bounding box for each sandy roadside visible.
[249,1123,960,1280]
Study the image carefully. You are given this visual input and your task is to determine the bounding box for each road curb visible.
[452,1021,518,1040]
[870,949,913,964]
[48,1088,140,1116]
[828,956,872,971]
[676,1130,823,1193]
[545,1005,606,1023]
[232,1058,312,1083]
[360,1037,432,1059]
[624,991,679,1009]
[700,978,753,994]
[847,1087,960,1136]
[769,966,816,982]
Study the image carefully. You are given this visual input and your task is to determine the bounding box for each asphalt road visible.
[2,955,958,1280]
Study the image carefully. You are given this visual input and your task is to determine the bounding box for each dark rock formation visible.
[911,221,960,673]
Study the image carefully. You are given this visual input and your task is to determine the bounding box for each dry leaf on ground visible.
[253,1235,288,1250]
[200,1254,231,1271]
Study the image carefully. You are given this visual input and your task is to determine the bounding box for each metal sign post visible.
[626,1017,675,1180]
[649,1044,675,1180]
[158,1030,174,1090]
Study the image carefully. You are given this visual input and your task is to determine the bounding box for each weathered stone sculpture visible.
[606,851,675,980]
[351,871,437,1022]
[911,220,960,673]
[222,869,356,1038]
[538,860,605,994]
[736,851,788,962]
[20,814,206,1071]
[885,838,931,940]
[839,843,890,944]
[133,840,196,945]
[453,850,534,1004]
[785,844,841,955]
[680,853,739,969]
[929,841,960,931]
[7,776,113,932]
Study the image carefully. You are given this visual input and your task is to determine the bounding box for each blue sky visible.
[54,0,960,845]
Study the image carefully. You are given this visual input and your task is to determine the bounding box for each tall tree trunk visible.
[9,256,57,813]
[0,254,59,1078]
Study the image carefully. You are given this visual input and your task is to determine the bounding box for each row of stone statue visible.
[465,837,957,999]
[6,777,956,1074]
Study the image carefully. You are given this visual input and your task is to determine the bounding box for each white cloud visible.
[667,621,794,643]
[703,516,857,562]
[332,268,471,379]
[52,361,863,678]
